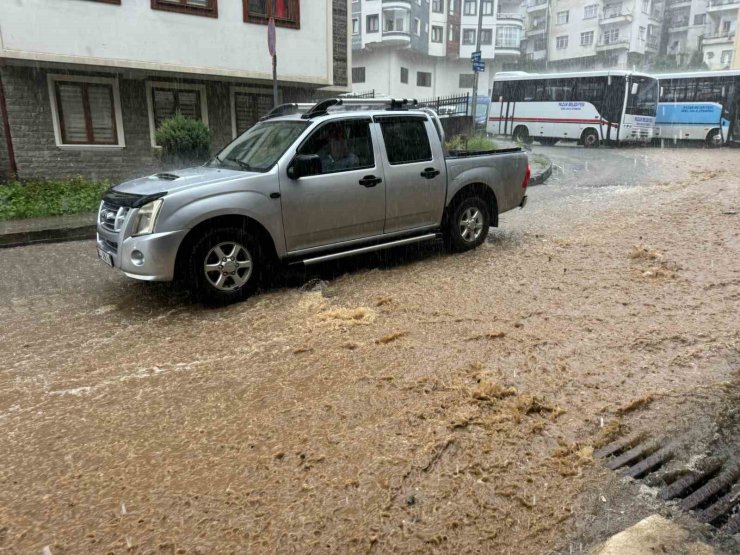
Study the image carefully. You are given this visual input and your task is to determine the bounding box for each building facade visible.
[0,0,350,181]
[350,0,524,98]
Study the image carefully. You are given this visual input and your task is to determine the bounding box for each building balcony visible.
[703,30,736,44]
[497,14,525,29]
[526,0,548,12]
[596,38,630,50]
[380,30,412,45]
[600,9,633,24]
[666,0,691,5]
[667,17,690,29]
[381,0,411,6]
[525,23,547,35]
[706,0,740,12]
[646,35,660,49]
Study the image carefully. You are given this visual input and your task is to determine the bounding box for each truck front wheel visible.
[186,226,262,305]
[444,196,490,252]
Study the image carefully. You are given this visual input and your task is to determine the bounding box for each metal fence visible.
[339,89,376,99]
[417,93,470,117]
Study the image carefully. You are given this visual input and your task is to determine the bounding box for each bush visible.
[0,177,110,221]
[154,112,212,167]
[445,134,497,152]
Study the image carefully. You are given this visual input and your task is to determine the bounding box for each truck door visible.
[374,115,447,234]
[280,117,385,252]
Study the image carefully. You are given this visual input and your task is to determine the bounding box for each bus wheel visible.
[512,126,533,145]
[705,129,722,148]
[582,129,600,148]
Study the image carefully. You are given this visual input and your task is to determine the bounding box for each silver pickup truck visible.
[96,98,529,304]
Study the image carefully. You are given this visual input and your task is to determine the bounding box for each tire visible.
[538,137,558,146]
[582,129,600,148]
[705,129,722,148]
[443,196,490,253]
[512,125,533,145]
[186,226,262,305]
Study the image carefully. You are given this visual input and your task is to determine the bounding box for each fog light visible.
[131,249,145,267]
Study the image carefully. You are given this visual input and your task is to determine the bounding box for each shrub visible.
[444,134,497,152]
[154,112,212,167]
[0,177,110,221]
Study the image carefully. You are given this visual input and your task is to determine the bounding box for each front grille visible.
[99,202,129,233]
[101,238,118,254]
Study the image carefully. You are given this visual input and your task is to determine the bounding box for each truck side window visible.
[297,119,374,174]
[378,117,432,165]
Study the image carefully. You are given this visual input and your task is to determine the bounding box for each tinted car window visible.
[378,118,432,165]
[298,119,374,174]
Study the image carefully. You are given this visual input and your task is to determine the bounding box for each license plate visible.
[97,247,113,267]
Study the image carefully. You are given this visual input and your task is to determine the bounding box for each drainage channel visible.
[595,434,740,535]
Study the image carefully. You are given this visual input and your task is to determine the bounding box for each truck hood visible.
[112,166,256,197]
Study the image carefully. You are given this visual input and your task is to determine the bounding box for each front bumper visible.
[96,227,187,281]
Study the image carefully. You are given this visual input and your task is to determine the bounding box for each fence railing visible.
[340,89,376,99]
[417,93,470,117]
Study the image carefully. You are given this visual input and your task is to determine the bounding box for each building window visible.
[462,29,476,44]
[580,31,594,45]
[480,29,492,44]
[583,4,597,18]
[641,0,649,13]
[352,18,359,34]
[694,14,706,25]
[243,0,300,29]
[417,71,432,87]
[603,28,619,44]
[146,82,208,147]
[231,88,273,137]
[534,36,546,50]
[556,10,569,24]
[152,0,218,18]
[638,26,645,39]
[48,75,124,148]
[459,74,475,88]
[367,14,379,32]
[401,67,409,83]
[496,25,521,48]
[432,0,444,13]
[482,0,493,15]
[414,17,421,35]
[721,20,731,33]
[352,67,366,83]
[431,25,444,42]
[463,0,476,16]
[556,35,568,49]
[721,50,733,64]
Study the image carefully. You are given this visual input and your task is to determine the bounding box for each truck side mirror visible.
[288,154,321,179]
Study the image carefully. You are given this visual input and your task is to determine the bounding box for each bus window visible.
[547,80,572,101]
[695,79,724,102]
[626,77,658,116]
[491,81,504,102]
[576,78,606,108]
[523,81,536,101]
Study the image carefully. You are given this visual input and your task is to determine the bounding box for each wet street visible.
[1,145,739,554]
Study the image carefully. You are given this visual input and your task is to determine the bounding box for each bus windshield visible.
[626,78,658,117]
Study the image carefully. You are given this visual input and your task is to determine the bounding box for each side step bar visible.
[299,233,439,266]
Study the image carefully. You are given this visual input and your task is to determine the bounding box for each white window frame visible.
[229,86,278,139]
[583,4,597,19]
[146,81,208,148]
[47,74,125,150]
[580,31,594,45]
[352,17,359,35]
[556,35,568,49]
[557,10,569,24]
[414,17,421,36]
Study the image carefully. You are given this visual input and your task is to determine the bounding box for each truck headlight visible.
[132,199,163,236]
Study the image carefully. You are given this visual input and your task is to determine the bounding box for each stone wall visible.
[333,0,348,88]
[0,65,316,183]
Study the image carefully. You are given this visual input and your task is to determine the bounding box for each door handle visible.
[359,175,382,187]
[420,167,440,179]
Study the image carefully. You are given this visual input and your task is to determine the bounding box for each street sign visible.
[268,17,276,57]
[470,50,482,63]
[472,61,486,73]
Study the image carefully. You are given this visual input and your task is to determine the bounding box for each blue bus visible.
[655,70,740,146]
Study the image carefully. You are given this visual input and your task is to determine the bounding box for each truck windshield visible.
[209,120,309,172]
[626,77,658,117]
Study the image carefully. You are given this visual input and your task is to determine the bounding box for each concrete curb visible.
[0,224,97,249]
[528,155,553,186]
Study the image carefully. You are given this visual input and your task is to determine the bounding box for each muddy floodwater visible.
[0,147,738,554]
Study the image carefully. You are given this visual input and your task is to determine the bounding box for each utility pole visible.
[471,0,485,135]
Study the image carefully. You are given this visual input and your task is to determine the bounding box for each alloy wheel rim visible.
[459,207,483,242]
[204,242,253,291]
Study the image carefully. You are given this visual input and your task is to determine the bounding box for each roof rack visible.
[261,102,314,121]
[300,97,419,119]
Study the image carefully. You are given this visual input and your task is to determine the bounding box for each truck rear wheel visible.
[186,226,261,305]
[444,196,490,252]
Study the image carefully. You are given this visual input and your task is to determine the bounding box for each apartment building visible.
[700,0,738,68]
[0,0,350,181]
[350,0,524,98]
[521,0,664,69]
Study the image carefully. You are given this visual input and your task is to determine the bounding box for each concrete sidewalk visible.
[0,212,96,248]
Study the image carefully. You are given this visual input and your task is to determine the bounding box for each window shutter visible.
[234,92,272,135]
[176,90,201,120]
[87,84,116,144]
[153,89,176,127]
[57,83,88,143]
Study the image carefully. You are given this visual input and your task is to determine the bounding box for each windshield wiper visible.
[234,160,255,172]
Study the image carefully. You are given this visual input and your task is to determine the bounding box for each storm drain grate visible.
[596,435,740,535]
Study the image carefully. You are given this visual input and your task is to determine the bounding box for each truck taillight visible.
[522,164,531,189]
